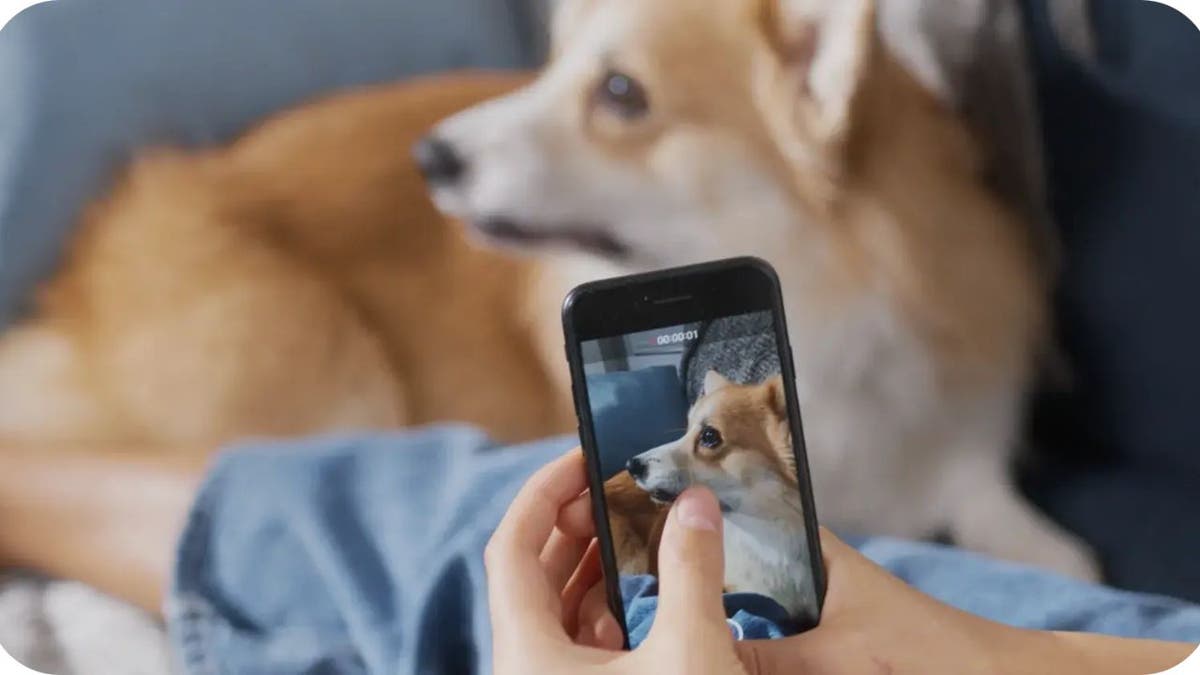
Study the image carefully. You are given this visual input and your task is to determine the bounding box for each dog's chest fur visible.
[780,274,981,538]
[722,511,813,618]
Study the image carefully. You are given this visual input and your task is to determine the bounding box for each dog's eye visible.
[595,69,649,119]
[698,425,723,449]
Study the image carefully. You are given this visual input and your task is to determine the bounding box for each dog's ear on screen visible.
[762,375,796,473]
[763,375,787,419]
[703,370,734,395]
[755,0,878,168]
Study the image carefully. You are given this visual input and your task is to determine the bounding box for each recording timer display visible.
[652,329,700,346]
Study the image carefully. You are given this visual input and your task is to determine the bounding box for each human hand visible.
[562,500,1077,675]
[563,505,1018,675]
[733,529,1023,674]
[492,451,1192,675]
[739,530,1194,675]
[485,449,748,675]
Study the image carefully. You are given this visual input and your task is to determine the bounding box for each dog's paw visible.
[951,502,1104,583]
[986,522,1104,583]
[1031,533,1104,583]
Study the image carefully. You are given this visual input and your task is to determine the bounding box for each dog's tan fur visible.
[426,0,1097,577]
[0,0,1098,578]
[0,73,573,446]
[607,372,818,616]
[602,471,666,576]
[604,373,796,577]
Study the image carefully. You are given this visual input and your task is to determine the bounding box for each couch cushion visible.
[0,0,545,329]
[587,366,689,480]
[1029,0,1200,470]
[1023,0,1200,600]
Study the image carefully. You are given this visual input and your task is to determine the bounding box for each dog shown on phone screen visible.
[606,370,815,619]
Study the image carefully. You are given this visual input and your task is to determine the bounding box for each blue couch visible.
[1019,0,1200,601]
[1,0,1197,601]
[0,0,545,329]
[587,366,690,480]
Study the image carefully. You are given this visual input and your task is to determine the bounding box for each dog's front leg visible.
[939,451,1102,582]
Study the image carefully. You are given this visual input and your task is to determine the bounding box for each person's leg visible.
[168,428,572,674]
[0,443,207,613]
[7,432,1194,674]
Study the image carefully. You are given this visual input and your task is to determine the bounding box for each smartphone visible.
[562,257,825,648]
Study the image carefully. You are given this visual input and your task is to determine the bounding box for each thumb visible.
[646,487,730,646]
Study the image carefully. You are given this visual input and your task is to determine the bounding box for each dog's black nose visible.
[627,457,647,480]
[413,135,465,185]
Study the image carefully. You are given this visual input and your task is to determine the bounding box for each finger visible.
[541,527,591,593]
[646,487,730,647]
[583,611,624,651]
[561,540,603,635]
[537,489,597,591]
[593,610,624,650]
[573,582,604,646]
[573,574,622,649]
[486,449,588,633]
[488,449,588,570]
[558,491,596,540]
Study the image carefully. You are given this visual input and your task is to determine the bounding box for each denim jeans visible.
[168,427,1200,674]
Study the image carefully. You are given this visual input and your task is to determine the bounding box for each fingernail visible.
[674,488,720,532]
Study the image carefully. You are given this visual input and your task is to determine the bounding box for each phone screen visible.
[578,302,821,644]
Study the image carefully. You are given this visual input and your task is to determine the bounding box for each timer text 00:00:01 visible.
[655,330,700,346]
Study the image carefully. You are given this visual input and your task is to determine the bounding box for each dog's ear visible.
[756,0,878,158]
[703,370,734,395]
[763,375,787,418]
[762,375,796,473]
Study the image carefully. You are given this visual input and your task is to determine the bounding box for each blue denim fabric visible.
[168,428,1200,674]
[621,575,797,647]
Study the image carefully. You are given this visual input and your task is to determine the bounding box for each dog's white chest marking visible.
[781,284,952,537]
[721,511,813,619]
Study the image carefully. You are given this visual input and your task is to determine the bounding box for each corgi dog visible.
[608,370,816,620]
[0,73,578,448]
[424,0,1099,579]
[0,0,1098,582]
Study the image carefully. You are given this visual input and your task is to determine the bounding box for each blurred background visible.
[0,0,1197,671]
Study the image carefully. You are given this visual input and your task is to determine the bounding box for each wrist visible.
[974,622,1074,675]
[1032,630,1195,675]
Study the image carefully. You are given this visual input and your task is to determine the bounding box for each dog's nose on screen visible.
[412,136,465,185]
[627,457,647,480]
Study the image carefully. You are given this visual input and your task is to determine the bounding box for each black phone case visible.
[561,256,827,647]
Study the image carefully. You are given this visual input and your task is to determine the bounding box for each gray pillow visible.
[0,0,546,329]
